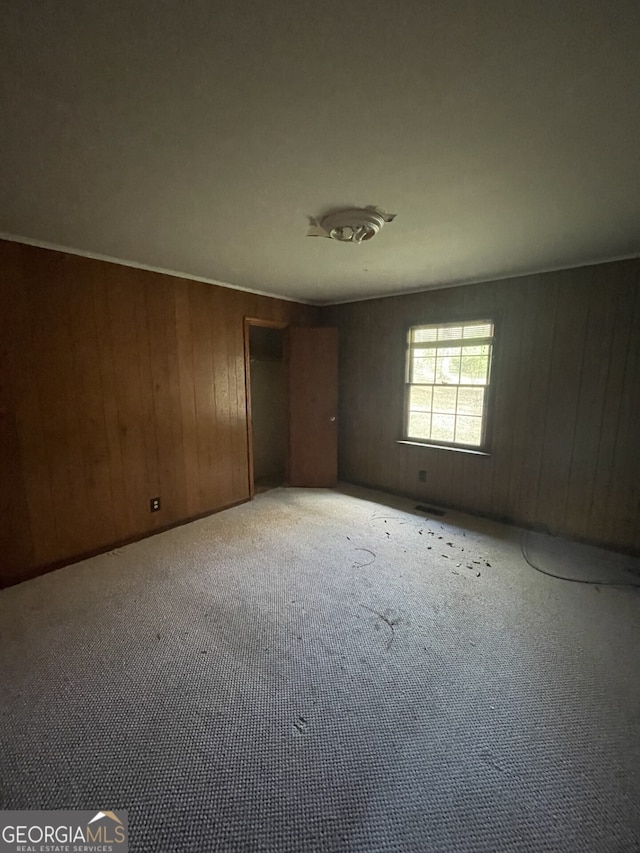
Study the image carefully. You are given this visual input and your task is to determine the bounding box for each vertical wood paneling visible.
[190,283,219,509]
[587,279,637,544]
[64,254,117,548]
[605,278,640,548]
[133,269,162,527]
[4,236,637,583]
[535,269,591,529]
[504,277,536,522]
[93,263,129,540]
[210,289,234,500]
[226,291,248,502]
[174,285,201,518]
[27,249,88,561]
[0,240,317,585]
[563,265,621,537]
[144,274,183,523]
[370,303,396,489]
[489,279,528,520]
[0,243,34,580]
[328,258,640,552]
[105,266,152,538]
[342,302,370,485]
[516,276,559,526]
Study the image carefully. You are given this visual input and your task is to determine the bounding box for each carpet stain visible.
[480,750,505,773]
[359,605,400,649]
[293,716,309,734]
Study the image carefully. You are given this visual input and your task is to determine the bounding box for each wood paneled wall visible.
[2,241,638,585]
[0,240,317,585]
[326,259,640,553]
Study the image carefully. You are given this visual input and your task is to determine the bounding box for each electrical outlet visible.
[150,497,161,512]
[418,470,427,483]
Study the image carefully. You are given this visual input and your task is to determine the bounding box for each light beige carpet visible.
[1,484,639,852]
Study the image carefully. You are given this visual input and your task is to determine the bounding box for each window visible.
[404,320,494,450]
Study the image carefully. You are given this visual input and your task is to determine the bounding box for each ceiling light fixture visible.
[308,206,396,244]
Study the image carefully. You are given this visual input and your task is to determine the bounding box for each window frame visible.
[401,317,496,453]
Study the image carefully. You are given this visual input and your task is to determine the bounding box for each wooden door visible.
[288,327,338,487]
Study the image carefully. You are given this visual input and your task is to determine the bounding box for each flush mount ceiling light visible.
[307,206,396,244]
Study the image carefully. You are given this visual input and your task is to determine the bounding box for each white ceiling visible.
[1,0,639,304]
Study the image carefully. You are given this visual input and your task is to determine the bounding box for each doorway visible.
[245,320,287,495]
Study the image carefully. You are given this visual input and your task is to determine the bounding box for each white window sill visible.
[396,440,491,456]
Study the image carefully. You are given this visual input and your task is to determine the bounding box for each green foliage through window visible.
[405,320,494,448]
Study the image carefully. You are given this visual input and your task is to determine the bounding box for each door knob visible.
[329,416,336,422]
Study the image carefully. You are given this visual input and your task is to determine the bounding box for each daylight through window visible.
[404,320,494,449]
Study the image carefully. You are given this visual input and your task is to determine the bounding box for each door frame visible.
[243,317,289,498]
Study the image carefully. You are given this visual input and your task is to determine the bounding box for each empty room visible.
[1,1,639,851]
